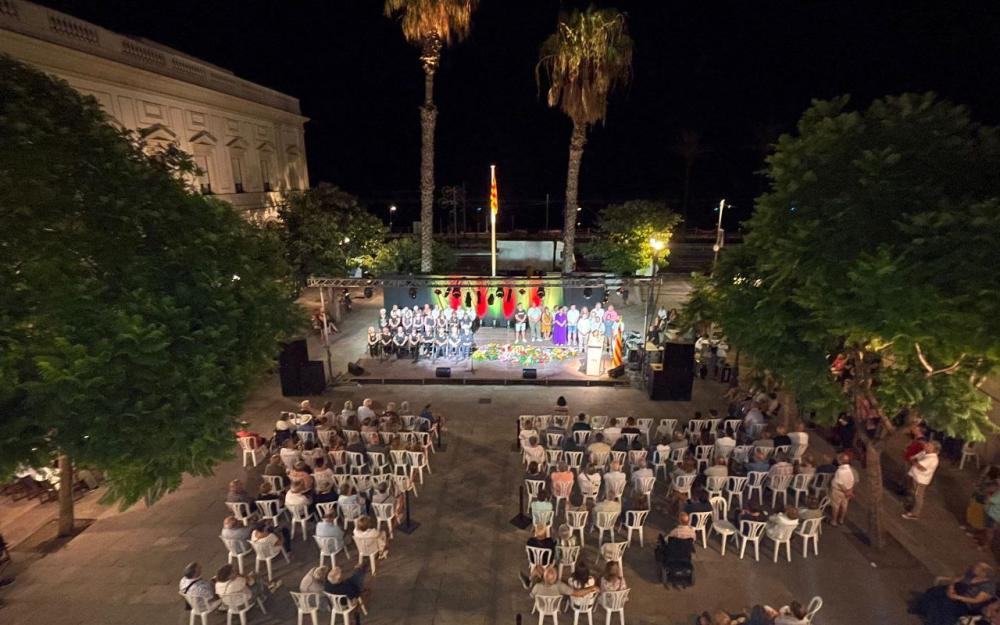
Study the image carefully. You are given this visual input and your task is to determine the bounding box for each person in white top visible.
[829,453,855,527]
[787,423,809,458]
[903,441,941,520]
[603,462,627,500]
[714,433,736,460]
[577,309,592,348]
[357,398,377,421]
[566,305,580,345]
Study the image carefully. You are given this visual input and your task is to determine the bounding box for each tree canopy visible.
[0,55,302,508]
[583,200,681,274]
[687,93,1000,440]
[277,184,388,281]
[372,235,457,274]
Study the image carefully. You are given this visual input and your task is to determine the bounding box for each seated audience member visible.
[655,436,673,461]
[553,396,570,416]
[273,418,294,448]
[528,565,573,598]
[705,456,729,479]
[288,462,315,492]
[179,562,219,609]
[357,398,376,421]
[214,563,277,605]
[220,515,251,547]
[340,401,357,428]
[621,417,641,436]
[226,479,256,509]
[285,480,313,509]
[519,421,539,449]
[587,433,611,462]
[788,422,809,456]
[765,505,799,540]
[599,561,628,592]
[578,465,603,499]
[768,453,794,480]
[251,521,290,555]
[301,440,324,468]
[773,601,811,625]
[715,430,737,459]
[773,425,792,449]
[324,563,371,605]
[316,511,346,542]
[603,461,627,499]
[527,523,556,559]
[603,418,622,445]
[279,439,301,471]
[556,523,578,547]
[668,512,697,541]
[337,484,363,511]
[684,488,713,514]
[236,421,266,448]
[567,562,598,595]
[299,566,328,597]
[525,461,547,484]
[739,503,768,533]
[523,436,546,467]
[669,431,689,452]
[796,454,816,475]
[264,454,289,485]
[353,515,389,559]
[630,459,654,487]
[312,457,336,495]
[550,462,574,489]
[570,413,592,433]
[531,490,555,525]
[256,482,280,502]
[745,450,771,474]
[372,480,404,520]
[913,562,995,625]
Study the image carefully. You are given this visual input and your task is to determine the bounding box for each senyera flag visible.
[490,166,498,215]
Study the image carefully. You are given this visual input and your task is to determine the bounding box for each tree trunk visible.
[681,163,692,230]
[419,67,437,273]
[562,121,587,273]
[57,453,74,537]
[864,439,886,549]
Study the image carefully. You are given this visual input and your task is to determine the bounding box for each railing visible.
[0,0,303,116]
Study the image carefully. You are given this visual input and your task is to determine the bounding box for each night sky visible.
[37,1,1000,230]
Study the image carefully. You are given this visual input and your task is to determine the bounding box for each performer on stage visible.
[567,304,580,345]
[578,306,592,349]
[604,305,619,346]
[447,326,461,360]
[421,328,435,360]
[379,308,387,329]
[367,327,380,358]
[408,327,422,362]
[435,310,448,334]
[527,302,542,342]
[401,307,413,333]
[379,327,392,361]
[552,306,568,346]
[422,311,434,336]
[460,309,473,334]
[513,304,528,343]
[433,328,448,361]
[460,327,475,359]
[541,306,553,341]
[392,326,407,359]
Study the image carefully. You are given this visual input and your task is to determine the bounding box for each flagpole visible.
[490,164,497,277]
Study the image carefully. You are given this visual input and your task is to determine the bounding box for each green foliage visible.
[0,56,302,507]
[688,93,1000,439]
[372,235,457,274]
[277,184,388,281]
[536,6,633,126]
[583,200,681,274]
[383,0,477,48]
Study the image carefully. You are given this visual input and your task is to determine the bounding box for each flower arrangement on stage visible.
[472,342,579,366]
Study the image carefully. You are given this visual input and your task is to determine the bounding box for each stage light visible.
[409,287,417,299]
[584,287,592,299]
[364,287,373,298]
[453,287,462,298]
[519,288,526,295]
[488,294,495,305]
[495,287,504,298]
[537,287,545,298]
[434,289,442,295]
[465,292,472,307]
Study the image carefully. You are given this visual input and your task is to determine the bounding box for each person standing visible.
[566,304,580,346]
[514,304,528,344]
[527,302,543,342]
[903,441,941,520]
[552,307,568,346]
[540,306,553,341]
[829,453,855,527]
[577,307,592,349]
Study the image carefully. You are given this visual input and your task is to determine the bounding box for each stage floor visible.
[349,326,628,386]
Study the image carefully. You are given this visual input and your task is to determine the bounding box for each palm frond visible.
[384,0,477,46]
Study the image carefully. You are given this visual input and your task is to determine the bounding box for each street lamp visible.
[643,237,666,340]
[389,205,397,232]
[713,199,726,270]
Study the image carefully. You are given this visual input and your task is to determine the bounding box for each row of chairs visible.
[181,588,367,625]
[697,496,824,561]
[533,589,630,625]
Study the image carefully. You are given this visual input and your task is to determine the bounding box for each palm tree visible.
[537,7,633,273]
[384,0,477,272]
[674,129,710,230]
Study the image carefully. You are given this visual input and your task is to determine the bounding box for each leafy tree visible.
[0,56,302,535]
[686,93,1000,547]
[537,6,633,273]
[277,184,388,281]
[372,235,457,274]
[583,200,681,274]
[384,0,478,272]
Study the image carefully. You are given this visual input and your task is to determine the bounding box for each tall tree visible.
[371,235,457,274]
[0,57,301,535]
[674,129,710,228]
[537,7,633,273]
[384,0,477,273]
[583,200,681,274]
[685,93,1000,547]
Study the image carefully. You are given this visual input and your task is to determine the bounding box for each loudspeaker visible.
[347,361,365,376]
[299,361,327,394]
[279,365,302,397]
[522,368,537,379]
[720,365,733,383]
[435,367,451,378]
[607,364,626,378]
[279,339,309,369]
[655,342,695,401]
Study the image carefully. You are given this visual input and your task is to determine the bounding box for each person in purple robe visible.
[552,306,569,346]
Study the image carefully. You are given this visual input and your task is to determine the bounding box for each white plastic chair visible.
[653,450,671,479]
[546,449,564,471]
[689,511,712,549]
[565,451,584,473]
[599,589,630,625]
[552,479,574,516]
[627,449,647,469]
[219,590,266,625]
[355,534,382,575]
[256,499,286,527]
[252,538,290,581]
[601,540,628,565]
[325,592,365,625]
[636,418,654,445]
[773,444,791,457]
[262,474,287,494]
[738,520,767,561]
[768,521,798,562]
[591,415,609,429]
[591,451,610,470]
[339,502,363,532]
[394,473,418,499]
[287,503,312,540]
[634,476,656,509]
[704,418,722,440]
[960,442,980,470]
[604,477,626,502]
[672,473,695,499]
[723,419,742,437]
[526,545,554,570]
[609,450,627,469]
[534,509,555,532]
[659,418,678,437]
[180,591,219,625]
[290,591,321,625]
[346,451,367,475]
[569,590,598,625]
[220,536,253,574]
[789,473,813,507]
[238,437,266,468]
[796,517,822,557]
[533,594,564,625]
[732,445,752,464]
[390,449,410,475]
[709,496,736,555]
[705,476,727,499]
[804,596,823,623]
[407,450,430,484]
[525,479,547,507]
[668,447,686,467]
[694,445,714,472]
[567,509,589,546]
[225,502,254,526]
[547,432,565,448]
[746,471,768,505]
[725,475,748,509]
[595,510,620,545]
[573,430,591,446]
[367,451,390,475]
[622,433,640,449]
[297,430,316,445]
[373,501,396,539]
[768,473,794,508]
[622,509,649,547]
[557,544,581,578]
[315,533,350,566]
[810,472,832,497]
[579,477,600,508]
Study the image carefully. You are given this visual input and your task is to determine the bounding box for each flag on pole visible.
[490,166,498,215]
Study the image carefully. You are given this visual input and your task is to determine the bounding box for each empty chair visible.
[180,591,218,625]
[519,415,537,430]
[658,418,678,438]
[796,517,822,557]
[346,451,367,475]
[219,590,266,625]
[599,588,630,625]
[773,444,791,458]
[689,511,712,549]
[352,474,374,496]
[536,415,552,431]
[315,501,337,521]
[810,472,832,497]
[526,545,554,570]
[789,473,814,507]
[566,509,588,546]
[636,418,654,445]
[297,430,316,445]
[609,450,627,468]
[373,502,396,540]
[400,414,416,430]
[622,509,649,547]
[290,592,322,625]
[767,519,798,562]
[390,449,410,475]
[367,451,390,475]
[315,534,350,567]
[723,419,742,437]
[767,474,794,508]
[745,471,768,506]
[705,476,727,499]
[533,594,564,625]
[591,450,611,470]
[534,510,555,532]
[552,414,568,429]
[591,415,609,429]
[287,503,312,540]
[704,418,722,440]
[393,473,418,499]
[220,536,253,575]
[602,541,628,565]
[694,445,714,472]
[738,520,768,561]
[355,534,382,576]
[225,502,254,526]
[251,539,290,582]
[407,450,431,484]
[725,475,748,509]
[238,437,266,468]
[556,544,581,579]
[960,441,981,470]
[413,430,435,456]
[668,447,686,467]
[652,450,671,479]
[579,477,600,508]
[573,430,591,446]
[622,433,640,449]
[325,592,365,625]
[594,510,620,545]
[709,496,737,556]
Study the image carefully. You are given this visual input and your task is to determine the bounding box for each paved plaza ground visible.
[0,291,992,624]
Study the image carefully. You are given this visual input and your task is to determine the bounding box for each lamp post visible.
[643,237,665,343]
[389,204,397,232]
[713,198,726,271]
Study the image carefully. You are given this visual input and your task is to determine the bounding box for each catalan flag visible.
[490,165,498,215]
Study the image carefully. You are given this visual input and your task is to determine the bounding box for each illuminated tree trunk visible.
[562,121,587,273]
[849,348,888,550]
[57,453,74,537]
[418,35,441,274]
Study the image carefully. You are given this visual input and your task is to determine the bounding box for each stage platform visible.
[346,326,630,387]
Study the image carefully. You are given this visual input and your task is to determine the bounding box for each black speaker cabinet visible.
[522,368,537,379]
[279,365,302,397]
[649,342,695,401]
[435,367,451,378]
[279,339,309,369]
[299,361,327,394]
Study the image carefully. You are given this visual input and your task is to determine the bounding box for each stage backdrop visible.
[383,282,606,321]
